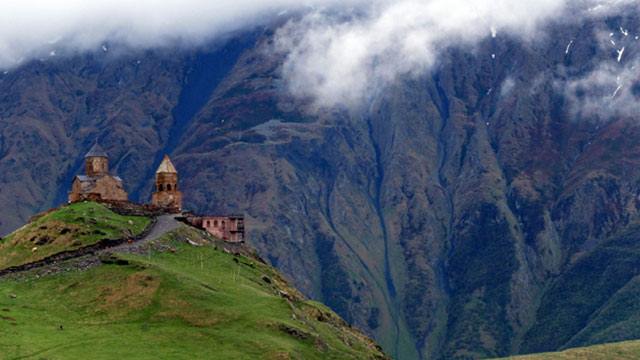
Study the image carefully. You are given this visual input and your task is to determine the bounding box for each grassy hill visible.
[0,204,386,359]
[501,340,640,359]
[0,202,150,270]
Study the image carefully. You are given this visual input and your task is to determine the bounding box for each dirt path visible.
[141,214,182,241]
[106,214,182,254]
[0,214,185,278]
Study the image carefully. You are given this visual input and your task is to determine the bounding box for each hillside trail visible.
[105,214,182,254]
[0,214,184,277]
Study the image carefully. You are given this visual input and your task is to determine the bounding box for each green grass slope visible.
[521,223,640,353]
[501,340,640,359]
[0,225,386,359]
[0,202,150,270]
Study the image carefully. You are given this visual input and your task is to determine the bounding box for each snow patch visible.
[612,83,622,97]
[565,40,574,54]
[617,47,625,62]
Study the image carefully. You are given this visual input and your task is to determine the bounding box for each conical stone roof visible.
[85,142,108,158]
[156,155,177,173]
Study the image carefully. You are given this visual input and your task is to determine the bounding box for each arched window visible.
[214,220,218,227]
[206,220,210,227]
[159,184,164,191]
[167,184,172,191]
[222,221,226,228]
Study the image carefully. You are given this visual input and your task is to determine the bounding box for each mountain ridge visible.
[2,11,640,359]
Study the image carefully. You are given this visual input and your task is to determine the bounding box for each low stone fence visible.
[100,200,174,217]
[0,216,157,277]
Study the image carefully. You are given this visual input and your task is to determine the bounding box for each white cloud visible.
[275,0,637,108]
[0,0,636,111]
[559,8,640,120]
[275,0,567,108]
[500,77,516,98]
[563,59,640,119]
[0,0,357,68]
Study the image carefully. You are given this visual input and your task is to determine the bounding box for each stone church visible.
[69,143,183,211]
[68,143,128,203]
[68,143,243,241]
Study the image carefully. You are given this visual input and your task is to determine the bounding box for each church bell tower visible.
[85,142,109,177]
[151,155,183,211]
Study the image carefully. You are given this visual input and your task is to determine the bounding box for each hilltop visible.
[500,340,640,359]
[0,202,150,271]
[0,202,387,359]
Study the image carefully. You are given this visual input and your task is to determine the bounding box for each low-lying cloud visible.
[0,0,636,111]
[565,60,640,119]
[276,0,569,108]
[276,0,638,108]
[0,0,356,68]
[563,26,640,120]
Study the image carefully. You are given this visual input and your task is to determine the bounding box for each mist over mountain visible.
[3,1,640,359]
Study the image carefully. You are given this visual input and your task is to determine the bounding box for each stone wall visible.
[100,200,170,217]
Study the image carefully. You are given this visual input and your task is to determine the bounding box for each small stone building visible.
[151,155,183,211]
[201,215,245,242]
[68,143,128,203]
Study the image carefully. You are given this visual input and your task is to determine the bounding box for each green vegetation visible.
[521,224,640,353]
[0,226,386,359]
[0,202,150,270]
[500,340,640,359]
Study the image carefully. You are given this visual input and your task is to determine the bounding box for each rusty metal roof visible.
[85,142,108,158]
[156,155,177,173]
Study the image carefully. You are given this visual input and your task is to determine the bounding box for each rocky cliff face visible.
[2,12,640,360]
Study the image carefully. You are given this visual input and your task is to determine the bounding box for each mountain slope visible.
[0,205,386,359]
[1,11,640,360]
[504,340,640,359]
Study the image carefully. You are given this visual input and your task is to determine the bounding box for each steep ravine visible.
[366,114,403,356]
[433,72,455,359]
